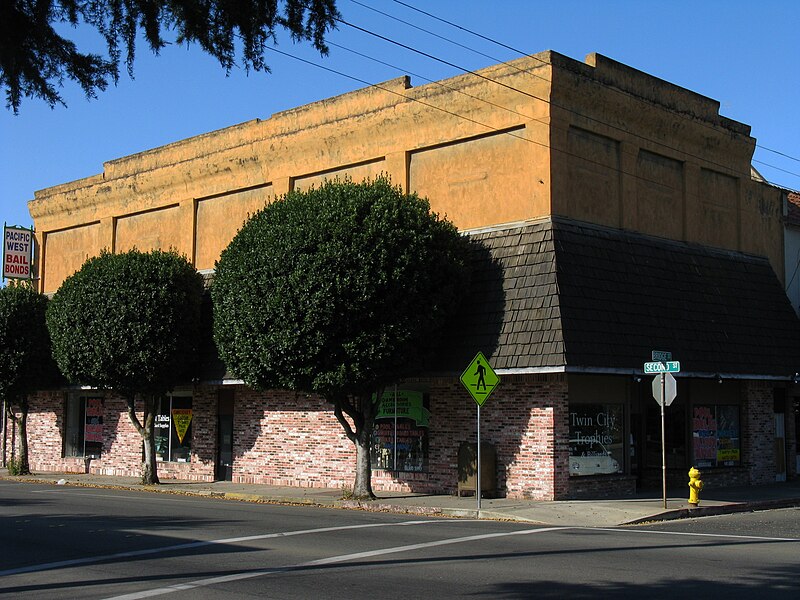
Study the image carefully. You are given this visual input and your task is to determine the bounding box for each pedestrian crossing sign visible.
[460,352,500,406]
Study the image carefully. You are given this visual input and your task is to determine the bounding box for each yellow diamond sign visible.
[460,352,500,406]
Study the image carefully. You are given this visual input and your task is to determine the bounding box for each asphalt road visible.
[1,480,798,599]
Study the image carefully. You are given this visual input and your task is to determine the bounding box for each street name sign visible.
[460,352,499,406]
[643,361,681,374]
[651,350,672,363]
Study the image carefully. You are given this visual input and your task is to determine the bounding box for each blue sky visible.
[2,0,799,231]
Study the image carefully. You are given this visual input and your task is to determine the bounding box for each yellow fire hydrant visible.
[688,467,703,507]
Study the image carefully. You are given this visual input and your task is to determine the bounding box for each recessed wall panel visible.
[195,186,273,270]
[565,127,620,226]
[696,168,738,249]
[44,223,103,294]
[293,160,386,192]
[115,205,182,254]
[409,131,536,230]
[635,150,683,238]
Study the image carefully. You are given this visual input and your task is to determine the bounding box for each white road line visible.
[30,490,177,500]
[591,526,800,542]
[101,525,800,599]
[104,526,573,600]
[0,520,446,577]
[28,489,229,503]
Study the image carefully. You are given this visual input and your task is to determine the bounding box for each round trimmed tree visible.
[212,177,470,498]
[47,249,204,484]
[0,284,61,474]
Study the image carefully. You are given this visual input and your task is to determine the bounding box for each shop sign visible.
[172,409,193,444]
[376,390,430,427]
[3,225,33,280]
[568,404,624,476]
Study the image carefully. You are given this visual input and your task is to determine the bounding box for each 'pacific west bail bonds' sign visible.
[3,226,33,279]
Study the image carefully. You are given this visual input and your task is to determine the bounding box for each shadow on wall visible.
[432,236,506,374]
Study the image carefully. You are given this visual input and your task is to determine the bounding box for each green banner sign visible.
[376,390,430,427]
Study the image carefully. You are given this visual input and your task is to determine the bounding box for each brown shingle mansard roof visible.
[436,217,800,378]
[787,192,800,228]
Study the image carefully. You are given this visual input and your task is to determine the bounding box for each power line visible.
[265,45,534,145]
[349,0,517,73]
[334,12,799,185]
[752,159,800,179]
[390,0,525,57]
[382,0,800,180]
[758,146,800,164]
[327,41,540,124]
[267,44,766,205]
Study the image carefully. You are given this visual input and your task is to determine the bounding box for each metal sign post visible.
[477,404,481,511]
[646,356,680,509]
[660,373,667,509]
[460,352,500,513]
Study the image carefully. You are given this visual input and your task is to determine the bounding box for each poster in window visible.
[692,405,740,467]
[371,390,429,472]
[715,405,740,465]
[154,402,171,461]
[84,398,103,442]
[568,403,624,476]
[691,405,716,467]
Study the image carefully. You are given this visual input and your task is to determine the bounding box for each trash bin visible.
[457,441,496,497]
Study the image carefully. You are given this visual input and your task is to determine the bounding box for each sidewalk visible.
[2,469,799,527]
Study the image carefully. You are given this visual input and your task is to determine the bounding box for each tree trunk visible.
[6,400,30,475]
[351,423,375,499]
[332,392,378,500]
[17,403,30,475]
[125,394,160,485]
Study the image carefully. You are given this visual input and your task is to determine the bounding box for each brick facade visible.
[743,380,777,485]
[3,374,572,501]
[228,375,570,500]
[4,374,796,500]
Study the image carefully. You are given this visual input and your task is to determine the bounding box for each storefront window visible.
[692,405,740,467]
[569,403,624,476]
[371,390,429,472]
[64,395,103,458]
[154,395,193,462]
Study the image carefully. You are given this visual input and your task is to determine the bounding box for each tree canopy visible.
[1,0,339,113]
[47,249,204,483]
[0,284,57,401]
[47,249,204,398]
[0,283,61,474]
[212,177,470,497]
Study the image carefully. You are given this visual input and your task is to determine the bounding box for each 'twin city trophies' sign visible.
[3,225,33,280]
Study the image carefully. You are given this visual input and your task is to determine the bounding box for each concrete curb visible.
[4,473,799,527]
[623,498,800,525]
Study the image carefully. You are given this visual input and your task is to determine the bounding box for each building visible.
[8,51,800,499]
[784,191,800,317]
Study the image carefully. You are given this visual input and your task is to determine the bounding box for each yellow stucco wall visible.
[115,205,183,255]
[28,51,784,294]
[41,223,103,293]
[195,185,274,271]
[548,52,784,276]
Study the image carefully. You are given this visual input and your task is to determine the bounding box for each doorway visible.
[774,389,786,483]
[216,389,234,481]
